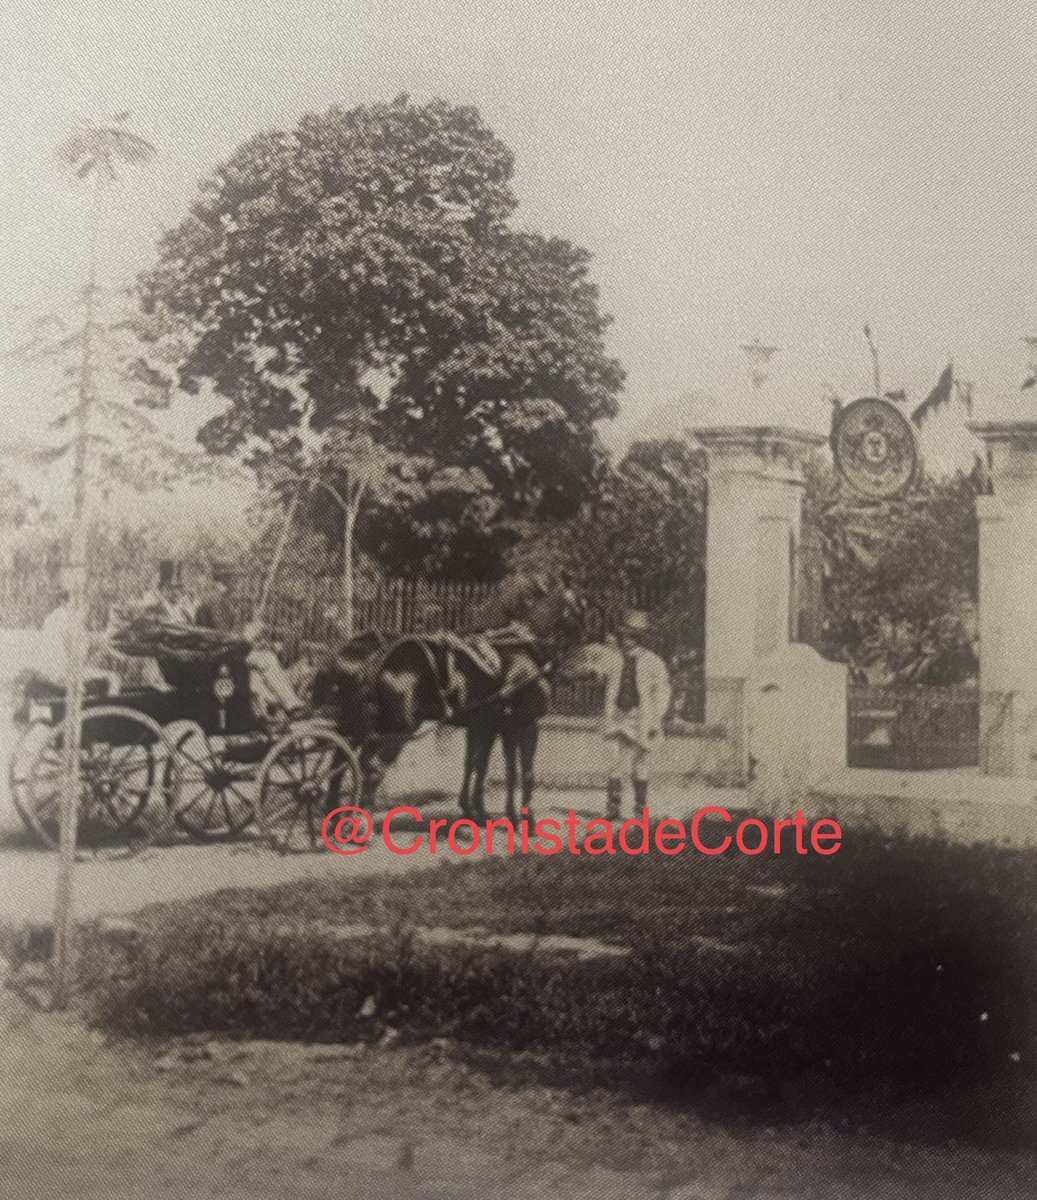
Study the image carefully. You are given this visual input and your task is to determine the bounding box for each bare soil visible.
[3,964,1037,1200]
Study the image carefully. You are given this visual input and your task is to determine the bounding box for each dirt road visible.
[6,955,1036,1200]
[1,970,665,1200]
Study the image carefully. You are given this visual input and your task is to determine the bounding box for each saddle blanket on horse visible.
[427,629,547,710]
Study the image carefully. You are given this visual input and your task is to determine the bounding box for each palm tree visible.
[50,115,156,1010]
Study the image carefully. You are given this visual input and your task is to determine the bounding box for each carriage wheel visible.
[22,706,160,849]
[163,726,258,841]
[9,722,51,835]
[258,725,361,854]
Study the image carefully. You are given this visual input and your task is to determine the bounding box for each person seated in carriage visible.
[240,619,306,722]
[138,559,200,626]
[108,560,197,691]
[194,562,236,632]
[112,561,305,724]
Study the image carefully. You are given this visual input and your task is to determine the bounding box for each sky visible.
[1,0,1036,482]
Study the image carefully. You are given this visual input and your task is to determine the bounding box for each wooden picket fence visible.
[0,561,676,656]
[230,575,501,658]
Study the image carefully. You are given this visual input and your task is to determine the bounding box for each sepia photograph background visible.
[1,3,1036,1198]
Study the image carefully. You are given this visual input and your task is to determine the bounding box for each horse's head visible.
[523,572,589,651]
[310,631,390,740]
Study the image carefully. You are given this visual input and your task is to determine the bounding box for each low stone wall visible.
[383,716,743,796]
[797,768,1037,849]
[513,715,740,789]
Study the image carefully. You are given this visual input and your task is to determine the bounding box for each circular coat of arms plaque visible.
[831,396,918,500]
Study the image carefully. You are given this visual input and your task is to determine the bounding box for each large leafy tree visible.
[142,96,623,576]
[510,437,707,657]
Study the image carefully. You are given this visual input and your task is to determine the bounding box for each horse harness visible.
[387,632,546,725]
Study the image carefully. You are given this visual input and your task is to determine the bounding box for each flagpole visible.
[864,324,881,398]
[51,170,100,1010]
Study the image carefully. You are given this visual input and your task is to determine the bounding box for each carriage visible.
[8,619,362,854]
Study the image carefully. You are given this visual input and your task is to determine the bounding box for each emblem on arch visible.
[830,396,919,500]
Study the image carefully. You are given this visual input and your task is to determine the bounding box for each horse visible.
[376,578,585,822]
[314,578,585,822]
[309,629,393,788]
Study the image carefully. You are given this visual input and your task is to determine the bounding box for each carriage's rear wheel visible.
[10,722,51,835]
[163,726,259,841]
[257,725,361,854]
[22,706,159,849]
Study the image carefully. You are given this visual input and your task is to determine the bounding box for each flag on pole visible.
[910,363,953,427]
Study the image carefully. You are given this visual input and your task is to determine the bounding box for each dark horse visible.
[313,578,585,822]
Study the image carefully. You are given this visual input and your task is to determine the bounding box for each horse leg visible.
[361,750,386,812]
[519,722,539,823]
[468,725,495,824]
[459,733,475,820]
[502,728,519,823]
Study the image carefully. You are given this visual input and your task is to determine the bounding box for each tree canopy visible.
[142,95,624,577]
[803,458,979,684]
[510,436,707,655]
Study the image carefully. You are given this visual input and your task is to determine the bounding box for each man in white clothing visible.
[242,619,305,718]
[601,610,671,820]
[37,590,120,695]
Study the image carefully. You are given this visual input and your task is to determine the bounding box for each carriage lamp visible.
[213,664,236,732]
[214,663,236,704]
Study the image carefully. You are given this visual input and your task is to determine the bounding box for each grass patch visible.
[76,820,1037,1147]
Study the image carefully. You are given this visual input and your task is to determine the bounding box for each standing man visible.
[602,610,671,820]
[140,560,196,626]
[195,563,237,632]
[37,589,121,696]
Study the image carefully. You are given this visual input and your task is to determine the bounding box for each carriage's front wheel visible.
[22,706,159,849]
[257,725,361,854]
[163,725,259,841]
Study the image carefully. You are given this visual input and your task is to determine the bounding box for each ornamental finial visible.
[740,336,780,390]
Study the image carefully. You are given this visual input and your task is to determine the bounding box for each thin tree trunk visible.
[341,478,364,643]
[52,172,101,1011]
[257,483,304,625]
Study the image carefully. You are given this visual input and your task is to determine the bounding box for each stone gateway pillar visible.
[694,425,826,706]
[692,424,847,796]
[969,419,1037,776]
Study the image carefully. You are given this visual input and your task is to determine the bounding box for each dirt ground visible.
[3,682,1036,1199]
[4,957,1037,1200]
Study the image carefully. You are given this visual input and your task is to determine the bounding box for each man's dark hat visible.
[159,560,184,588]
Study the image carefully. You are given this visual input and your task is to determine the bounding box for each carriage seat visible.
[13,673,114,725]
[20,674,113,702]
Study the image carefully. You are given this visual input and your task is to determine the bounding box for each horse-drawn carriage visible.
[9,618,362,854]
[8,574,587,853]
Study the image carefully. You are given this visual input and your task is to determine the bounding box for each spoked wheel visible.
[163,725,260,841]
[258,724,361,854]
[22,706,160,849]
[10,722,51,835]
